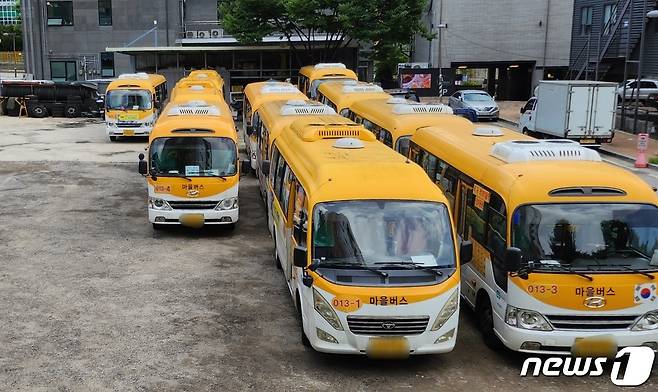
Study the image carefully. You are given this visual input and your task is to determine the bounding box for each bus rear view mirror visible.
[293,246,308,268]
[261,160,270,176]
[504,247,523,272]
[240,159,250,175]
[138,153,147,175]
[246,124,254,136]
[460,241,473,264]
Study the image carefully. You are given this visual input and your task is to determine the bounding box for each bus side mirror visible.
[246,124,254,136]
[261,160,270,176]
[504,247,523,272]
[138,153,147,175]
[460,241,473,265]
[294,246,308,268]
[520,107,526,114]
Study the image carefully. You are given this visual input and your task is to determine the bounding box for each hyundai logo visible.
[381,321,396,330]
[584,296,606,308]
[187,189,199,198]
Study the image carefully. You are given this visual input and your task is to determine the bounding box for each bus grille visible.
[168,200,218,210]
[117,121,140,128]
[545,315,639,330]
[347,316,430,336]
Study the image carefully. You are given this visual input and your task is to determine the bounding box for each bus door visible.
[274,161,294,278]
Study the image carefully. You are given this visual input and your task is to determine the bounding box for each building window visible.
[100,52,114,77]
[0,1,20,25]
[50,61,77,81]
[98,0,112,26]
[580,6,593,36]
[47,1,74,26]
[603,4,617,35]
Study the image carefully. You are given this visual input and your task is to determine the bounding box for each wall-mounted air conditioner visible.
[185,30,197,39]
[210,29,223,38]
[196,30,210,39]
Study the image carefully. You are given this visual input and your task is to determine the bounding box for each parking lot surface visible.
[0,116,656,390]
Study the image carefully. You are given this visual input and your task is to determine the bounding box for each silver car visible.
[617,79,658,101]
[448,90,499,121]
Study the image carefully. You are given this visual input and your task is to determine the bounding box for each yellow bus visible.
[345,98,454,156]
[187,69,224,95]
[171,78,221,100]
[297,63,358,99]
[252,99,338,198]
[105,73,167,141]
[409,124,658,355]
[242,81,306,169]
[137,96,246,230]
[316,80,390,116]
[260,116,472,357]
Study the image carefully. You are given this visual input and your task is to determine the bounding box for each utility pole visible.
[634,0,648,133]
[2,32,17,78]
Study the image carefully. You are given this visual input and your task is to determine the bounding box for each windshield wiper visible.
[318,261,388,278]
[603,264,656,280]
[170,174,192,182]
[373,261,445,277]
[202,173,228,181]
[528,260,594,281]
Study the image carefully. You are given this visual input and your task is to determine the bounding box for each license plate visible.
[179,213,205,229]
[366,337,409,359]
[123,129,135,136]
[580,139,596,144]
[571,335,617,358]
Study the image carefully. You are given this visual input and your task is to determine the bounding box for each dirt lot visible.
[0,116,656,391]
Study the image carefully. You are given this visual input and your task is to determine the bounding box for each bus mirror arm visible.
[460,241,473,265]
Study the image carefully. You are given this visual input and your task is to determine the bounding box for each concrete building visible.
[569,0,658,81]
[21,0,360,91]
[413,0,574,100]
[0,0,20,25]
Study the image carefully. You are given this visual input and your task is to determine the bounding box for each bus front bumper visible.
[494,314,658,355]
[107,125,153,137]
[148,208,239,225]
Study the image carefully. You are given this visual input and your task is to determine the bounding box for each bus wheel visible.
[29,104,48,118]
[109,136,117,142]
[297,292,311,347]
[64,105,80,118]
[152,223,164,230]
[476,294,503,350]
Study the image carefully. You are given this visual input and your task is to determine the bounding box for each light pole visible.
[2,32,17,78]
[633,6,658,132]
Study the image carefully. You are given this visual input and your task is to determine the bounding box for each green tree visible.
[218,0,431,82]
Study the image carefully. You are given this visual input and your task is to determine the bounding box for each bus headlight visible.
[632,311,658,331]
[215,197,238,210]
[313,289,343,331]
[431,289,459,331]
[505,305,552,331]
[149,197,172,211]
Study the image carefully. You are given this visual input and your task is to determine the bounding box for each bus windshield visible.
[309,78,355,99]
[312,201,455,268]
[150,137,237,177]
[512,203,658,271]
[106,89,152,110]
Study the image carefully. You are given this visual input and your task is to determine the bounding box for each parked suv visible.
[617,79,658,101]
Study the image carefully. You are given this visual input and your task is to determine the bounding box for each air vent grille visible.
[491,140,602,163]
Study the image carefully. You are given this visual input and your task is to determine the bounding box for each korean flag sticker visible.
[634,283,657,303]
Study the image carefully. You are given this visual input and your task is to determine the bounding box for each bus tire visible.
[109,136,117,142]
[64,104,80,118]
[297,292,311,347]
[476,293,503,350]
[152,223,165,230]
[29,104,48,118]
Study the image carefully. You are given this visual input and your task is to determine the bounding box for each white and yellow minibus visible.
[138,95,246,230]
[242,81,306,169]
[105,73,167,141]
[297,63,358,99]
[187,69,224,95]
[409,124,658,355]
[260,117,472,357]
[252,99,337,197]
[316,80,390,116]
[346,97,454,157]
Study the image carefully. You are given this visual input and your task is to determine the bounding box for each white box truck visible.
[518,81,617,146]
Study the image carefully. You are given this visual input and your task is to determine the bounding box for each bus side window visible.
[465,189,486,243]
[253,113,262,142]
[280,166,293,218]
[273,149,286,196]
[244,99,252,125]
[408,142,420,162]
[293,182,308,247]
[382,129,393,148]
[260,124,270,161]
[486,194,507,261]
[441,167,459,208]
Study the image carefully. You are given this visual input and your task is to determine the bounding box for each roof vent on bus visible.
[391,103,453,115]
[188,85,206,91]
[192,73,209,79]
[280,100,336,116]
[118,72,149,80]
[548,187,627,197]
[333,138,365,149]
[294,122,376,142]
[472,127,504,137]
[167,101,221,116]
[386,97,409,105]
[260,82,299,94]
[490,140,602,163]
[342,83,384,93]
[314,63,347,70]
